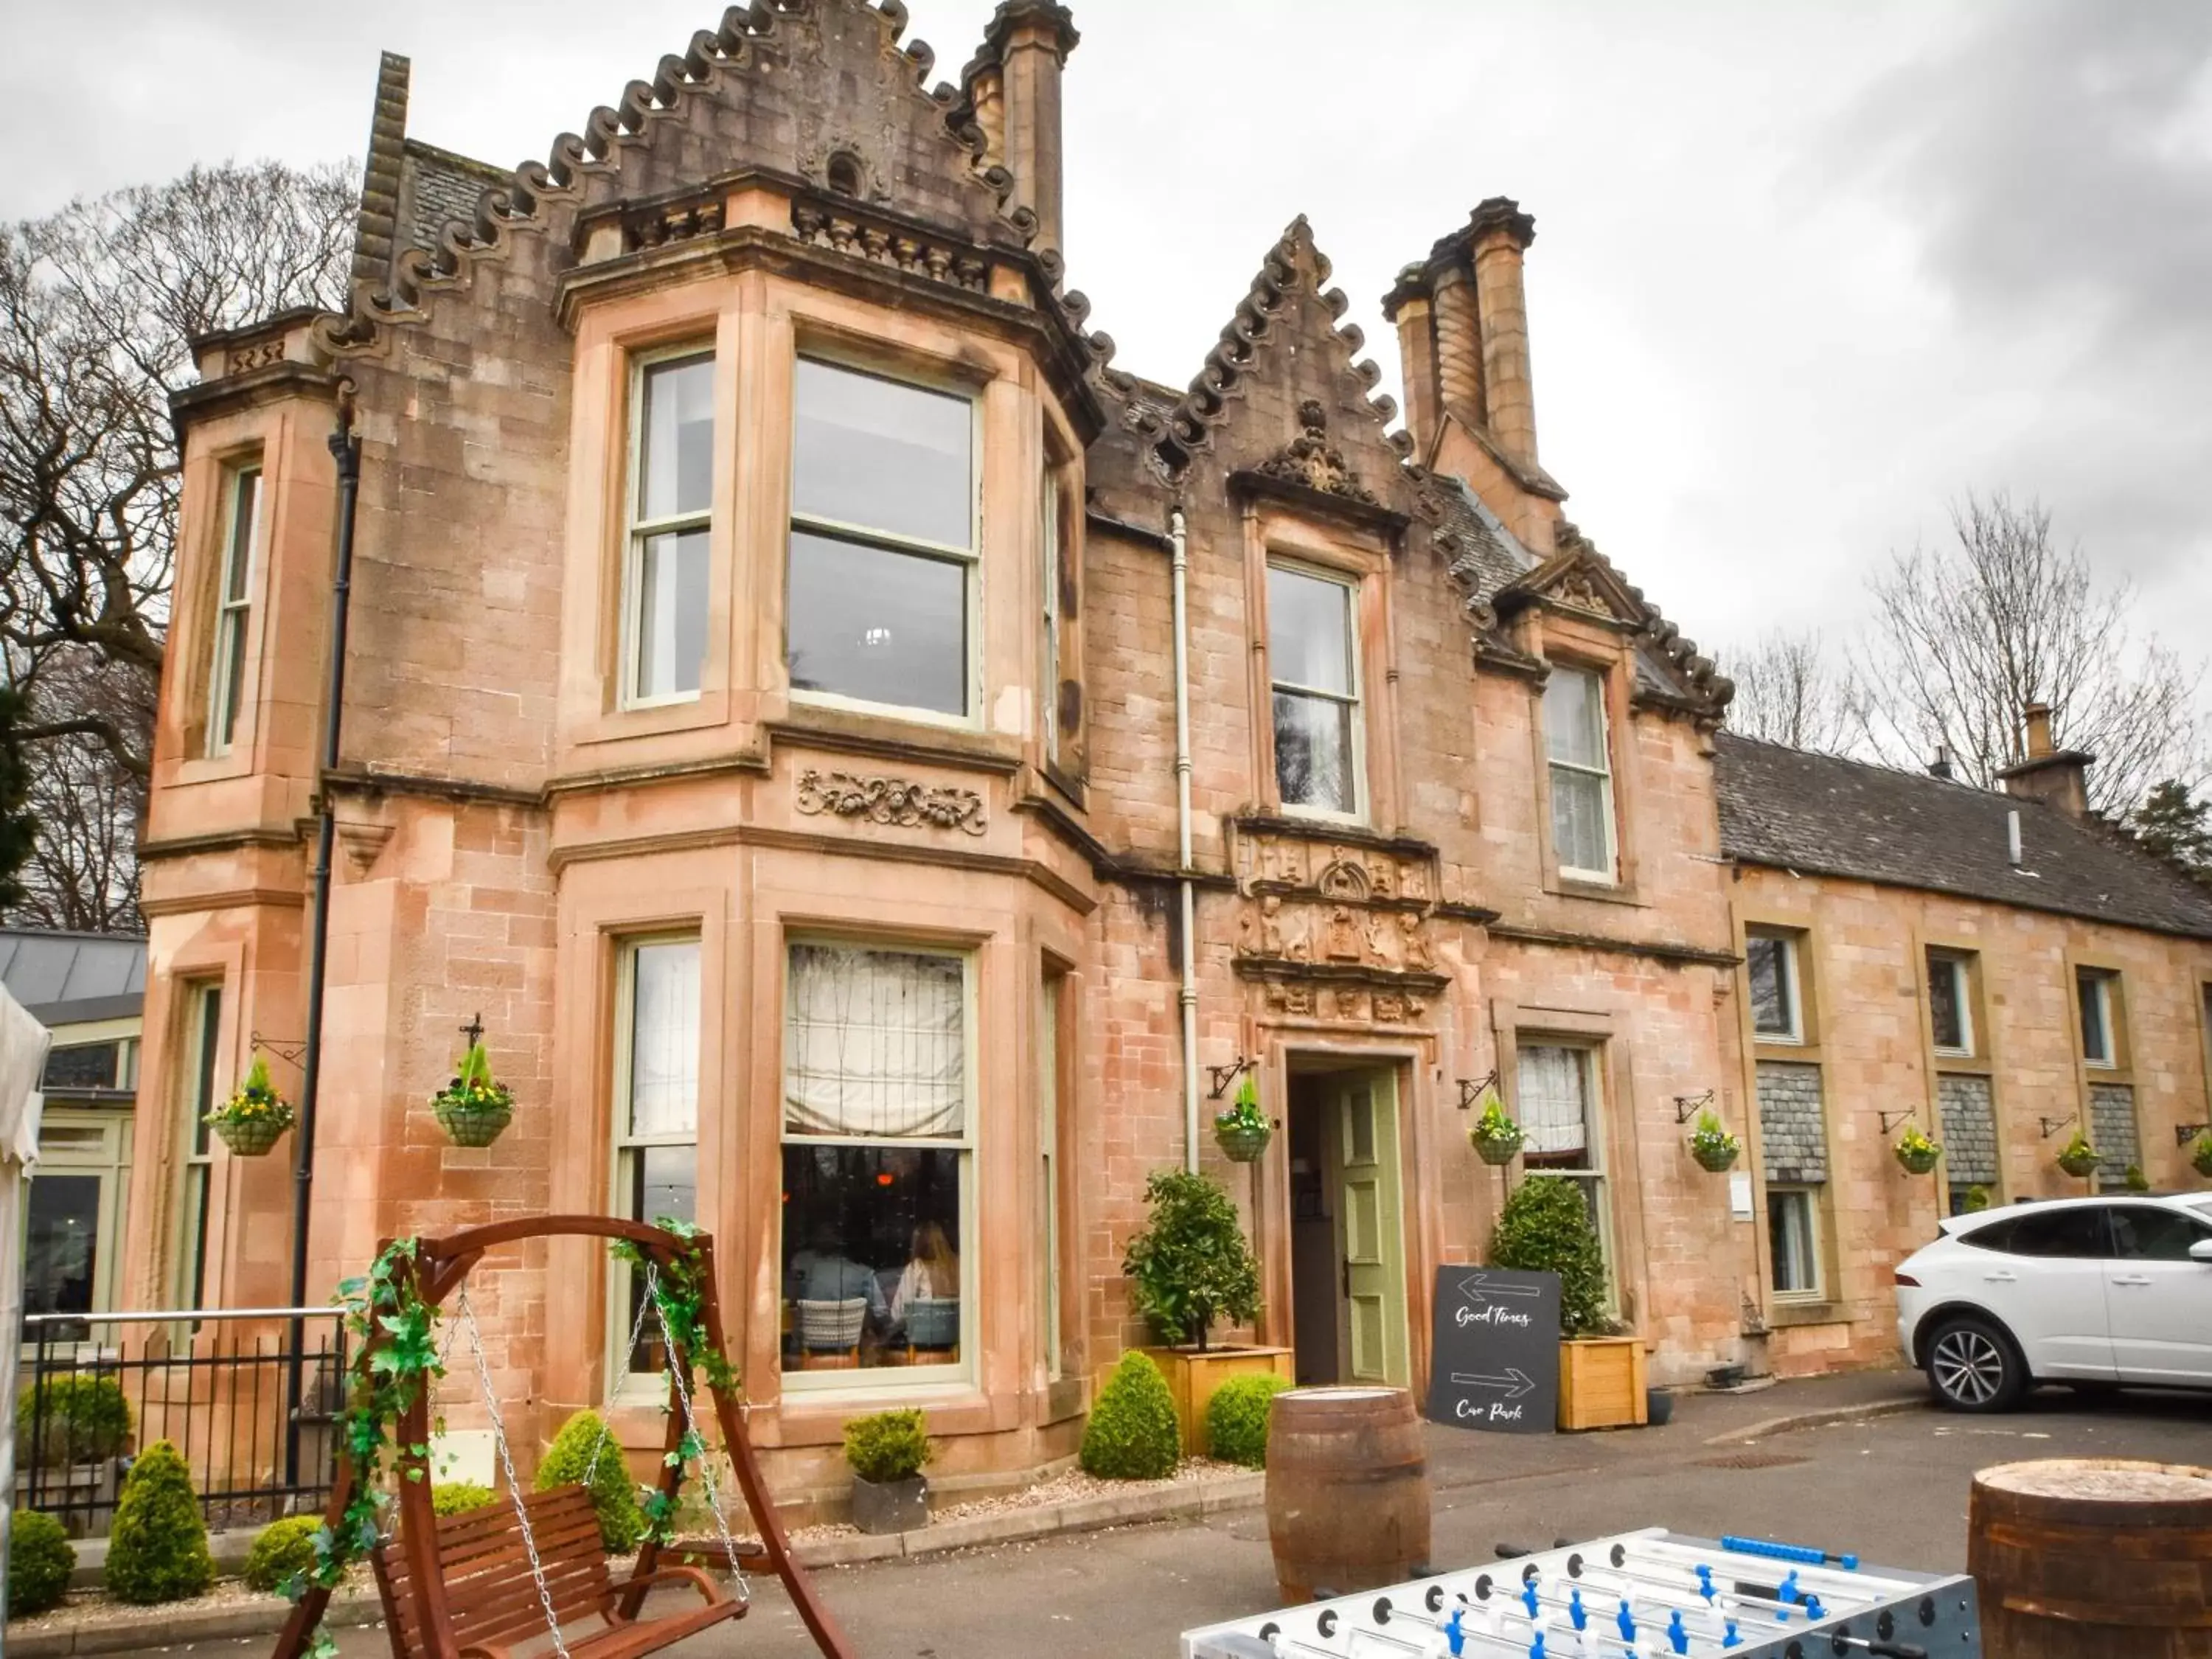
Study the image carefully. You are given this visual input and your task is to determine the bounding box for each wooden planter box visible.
[1138,1346,1295,1457]
[1558,1336,1648,1432]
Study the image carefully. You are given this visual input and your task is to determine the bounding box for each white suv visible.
[1895,1194,2212,1411]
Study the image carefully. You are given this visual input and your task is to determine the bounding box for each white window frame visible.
[1267,559,1366,824]
[1038,970,1063,1382]
[779,936,978,1394]
[1544,665,1618,883]
[786,355,982,729]
[1514,1039,1615,1309]
[620,343,715,711]
[1040,469,1062,767]
[206,463,261,755]
[2079,970,2117,1068]
[1747,932,1804,1045]
[1767,1185,1823,1301]
[1928,951,1975,1058]
[173,984,222,1312]
[607,934,703,1399]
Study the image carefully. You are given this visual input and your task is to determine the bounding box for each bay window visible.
[611,938,700,1380]
[174,984,221,1311]
[207,464,260,754]
[1268,563,1362,817]
[781,942,971,1378]
[622,349,714,704]
[787,358,975,718]
[1544,666,1616,881]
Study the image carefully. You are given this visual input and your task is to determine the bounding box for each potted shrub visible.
[2193,1133,2212,1180]
[2123,1164,2151,1193]
[1491,1175,1646,1431]
[1688,1110,1740,1174]
[843,1408,931,1534]
[1204,1372,1290,1469]
[1214,1074,1272,1164]
[1469,1090,1524,1167]
[1893,1122,1942,1176]
[15,1375,132,1531]
[204,1053,293,1157]
[1124,1168,1289,1455]
[1079,1352,1180,1479]
[2056,1130,2100,1180]
[431,1040,514,1149]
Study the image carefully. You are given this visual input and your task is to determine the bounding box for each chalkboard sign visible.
[1425,1265,1559,1435]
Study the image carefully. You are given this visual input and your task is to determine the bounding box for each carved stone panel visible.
[1228,825,1447,1026]
[794,768,987,835]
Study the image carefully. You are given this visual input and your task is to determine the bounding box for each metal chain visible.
[456,1286,574,1659]
[649,1280,751,1603]
[581,1279,661,1490]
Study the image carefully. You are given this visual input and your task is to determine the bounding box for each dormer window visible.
[1543,664,1616,882]
[1268,562,1363,818]
[787,358,975,720]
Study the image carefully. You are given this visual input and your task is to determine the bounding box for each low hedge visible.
[7,1509,75,1618]
[243,1515,321,1594]
[433,1481,499,1517]
[1079,1352,1180,1480]
[1204,1374,1290,1468]
[105,1441,214,1604]
[14,1376,132,1469]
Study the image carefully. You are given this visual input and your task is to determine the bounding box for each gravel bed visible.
[5,1567,370,1637]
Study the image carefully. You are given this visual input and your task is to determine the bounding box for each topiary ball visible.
[242,1514,322,1595]
[843,1408,931,1485]
[14,1376,133,1470]
[104,1441,215,1604]
[1489,1175,1610,1338]
[7,1509,75,1618]
[1204,1374,1291,1469]
[535,1411,645,1553]
[1079,1352,1180,1480]
[431,1481,499,1518]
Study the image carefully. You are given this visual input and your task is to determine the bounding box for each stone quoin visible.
[125,0,2212,1506]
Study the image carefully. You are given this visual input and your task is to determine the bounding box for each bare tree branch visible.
[1851,492,2208,818]
[1719,629,1860,754]
[0,159,355,930]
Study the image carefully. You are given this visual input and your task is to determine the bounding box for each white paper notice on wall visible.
[1729,1171,1754,1220]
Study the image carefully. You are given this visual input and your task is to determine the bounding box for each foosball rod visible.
[1411,1584,1752,1659]
[1547,1559,1847,1629]
[1611,1537,1877,1599]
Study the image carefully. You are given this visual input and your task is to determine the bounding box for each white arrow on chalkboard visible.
[1447,1367,1537,1399]
[1455,1272,1541,1307]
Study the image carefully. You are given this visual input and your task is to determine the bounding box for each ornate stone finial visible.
[981,0,1080,61]
[1256,400,1377,504]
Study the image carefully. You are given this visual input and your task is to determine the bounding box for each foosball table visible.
[1182,1528,1981,1659]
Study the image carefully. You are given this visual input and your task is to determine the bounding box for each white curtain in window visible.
[785,945,965,1138]
[1517,1044,1591,1159]
[629,942,700,1138]
[1550,768,1610,874]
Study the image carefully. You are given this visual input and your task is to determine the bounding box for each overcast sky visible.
[7,0,2208,682]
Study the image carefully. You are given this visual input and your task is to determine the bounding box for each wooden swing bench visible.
[271,1216,855,1659]
[372,1486,742,1659]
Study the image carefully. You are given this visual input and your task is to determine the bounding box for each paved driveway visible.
[313,1376,2212,1659]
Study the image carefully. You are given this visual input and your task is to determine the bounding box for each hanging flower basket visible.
[1688,1110,1741,1174]
[431,1040,515,1149]
[1893,1122,1943,1175]
[1213,1074,1271,1164]
[1468,1088,1523,1167]
[204,1053,294,1158]
[2193,1135,2212,1180]
[2055,1130,2100,1180]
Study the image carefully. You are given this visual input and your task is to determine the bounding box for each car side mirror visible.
[2191,1240,2212,1265]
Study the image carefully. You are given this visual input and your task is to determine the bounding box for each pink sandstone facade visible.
[122,0,2212,1504]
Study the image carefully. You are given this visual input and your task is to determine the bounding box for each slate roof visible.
[1433,476,1532,602]
[0,930,148,1026]
[399,139,509,262]
[1714,732,2212,941]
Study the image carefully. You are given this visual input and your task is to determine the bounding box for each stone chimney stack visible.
[977,1,1079,257]
[349,51,411,297]
[1383,198,1565,549]
[1998,700,2094,818]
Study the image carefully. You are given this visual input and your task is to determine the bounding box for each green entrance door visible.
[1335,1070,1408,1387]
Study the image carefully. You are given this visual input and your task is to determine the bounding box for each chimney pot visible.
[1928,743,1953,780]
[2023,701,2055,760]
[2007,810,2023,868]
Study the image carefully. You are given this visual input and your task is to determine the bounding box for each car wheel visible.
[1924,1316,2027,1412]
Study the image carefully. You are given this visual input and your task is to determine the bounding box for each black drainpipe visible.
[284,383,361,1489]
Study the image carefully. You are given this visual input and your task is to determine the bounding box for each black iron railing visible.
[15,1308,348,1537]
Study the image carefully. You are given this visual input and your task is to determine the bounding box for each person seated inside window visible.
[888,1220,959,1333]
[787,1221,890,1328]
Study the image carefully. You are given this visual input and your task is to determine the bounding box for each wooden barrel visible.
[1265,1386,1431,1603]
[1969,1459,2212,1658]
